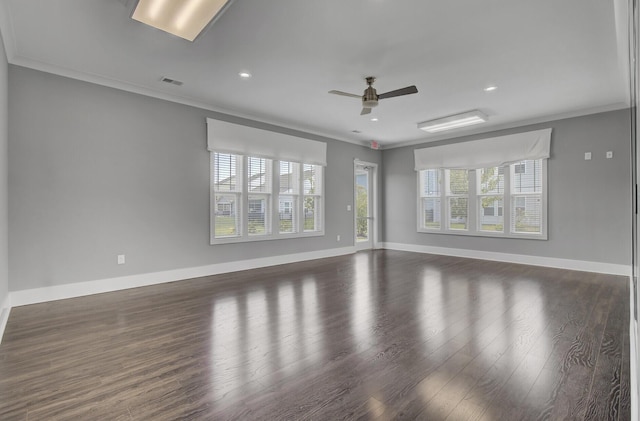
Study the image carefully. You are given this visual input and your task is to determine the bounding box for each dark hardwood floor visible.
[0,250,630,420]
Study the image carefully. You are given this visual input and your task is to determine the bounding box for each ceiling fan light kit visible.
[417,110,488,133]
[131,0,235,41]
[329,76,418,116]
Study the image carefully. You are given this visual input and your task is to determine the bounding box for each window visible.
[478,166,504,232]
[247,157,272,236]
[446,169,468,230]
[417,159,547,239]
[419,169,441,229]
[303,164,323,232]
[207,118,327,244]
[279,161,299,234]
[211,153,324,243]
[511,159,543,234]
[212,153,242,238]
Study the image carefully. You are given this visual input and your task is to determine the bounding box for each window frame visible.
[416,159,548,240]
[210,154,325,244]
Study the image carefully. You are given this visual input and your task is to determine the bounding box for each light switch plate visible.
[584,152,592,160]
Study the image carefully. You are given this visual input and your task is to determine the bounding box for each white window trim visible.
[210,155,325,245]
[416,160,548,240]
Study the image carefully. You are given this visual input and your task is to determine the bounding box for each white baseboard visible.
[2,244,630,344]
[9,246,356,308]
[0,294,10,345]
[381,242,631,276]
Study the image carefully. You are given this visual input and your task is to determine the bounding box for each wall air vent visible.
[160,77,183,86]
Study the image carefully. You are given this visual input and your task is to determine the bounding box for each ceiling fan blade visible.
[361,107,372,115]
[378,85,418,100]
[328,90,361,98]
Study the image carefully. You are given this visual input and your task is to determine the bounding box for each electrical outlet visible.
[337,235,341,242]
[606,151,613,159]
[584,152,592,160]
[347,205,352,211]
[117,254,125,265]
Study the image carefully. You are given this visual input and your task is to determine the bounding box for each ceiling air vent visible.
[160,77,183,86]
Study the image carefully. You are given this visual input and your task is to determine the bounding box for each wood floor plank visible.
[0,250,629,420]
[583,279,626,421]
[384,290,548,420]
[447,272,599,421]
[619,306,631,420]
[522,278,622,421]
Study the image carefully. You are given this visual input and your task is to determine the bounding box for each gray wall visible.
[8,66,381,291]
[7,64,631,294]
[0,33,7,306]
[382,109,631,265]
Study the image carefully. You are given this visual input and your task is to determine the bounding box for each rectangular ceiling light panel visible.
[418,110,488,133]
[132,0,233,41]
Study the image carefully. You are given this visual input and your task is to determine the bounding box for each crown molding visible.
[384,102,630,150]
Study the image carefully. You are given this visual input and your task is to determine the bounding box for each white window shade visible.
[414,128,552,170]
[207,118,327,166]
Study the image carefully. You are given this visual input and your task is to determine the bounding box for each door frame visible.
[354,159,378,250]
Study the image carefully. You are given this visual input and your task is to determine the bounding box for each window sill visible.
[417,228,547,241]
[210,230,325,245]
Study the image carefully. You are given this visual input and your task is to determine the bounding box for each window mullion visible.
[442,170,449,231]
[210,153,216,242]
[416,171,422,231]
[272,160,280,238]
[241,155,248,239]
[504,164,512,235]
[541,158,548,237]
[298,164,304,233]
[468,169,477,233]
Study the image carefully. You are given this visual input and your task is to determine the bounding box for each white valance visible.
[207,118,327,166]
[414,128,552,170]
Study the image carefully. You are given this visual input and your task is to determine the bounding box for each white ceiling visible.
[0,0,630,148]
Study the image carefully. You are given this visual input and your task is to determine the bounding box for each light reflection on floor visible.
[209,274,325,400]
[199,251,619,420]
[352,253,374,350]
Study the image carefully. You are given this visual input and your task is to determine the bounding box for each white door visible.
[355,162,376,250]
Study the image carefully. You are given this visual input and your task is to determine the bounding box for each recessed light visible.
[484,86,497,92]
[239,72,252,78]
[370,117,379,122]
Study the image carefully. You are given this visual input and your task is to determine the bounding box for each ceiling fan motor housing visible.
[363,86,378,108]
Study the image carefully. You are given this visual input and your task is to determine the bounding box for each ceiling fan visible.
[329,77,418,115]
